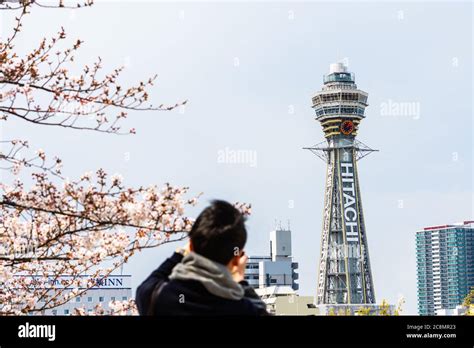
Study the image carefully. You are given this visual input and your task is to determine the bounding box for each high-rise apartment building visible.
[416,221,474,315]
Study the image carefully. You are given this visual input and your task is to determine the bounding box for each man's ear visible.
[228,254,240,268]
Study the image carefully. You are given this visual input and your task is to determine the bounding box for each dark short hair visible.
[189,200,247,265]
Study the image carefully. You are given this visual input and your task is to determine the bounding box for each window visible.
[270,279,277,284]
[88,297,92,302]
[52,310,57,315]
[64,309,69,315]
[122,296,127,301]
[111,296,116,301]
[99,296,104,302]
[76,297,81,302]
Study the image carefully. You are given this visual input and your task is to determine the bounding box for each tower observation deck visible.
[305,62,376,305]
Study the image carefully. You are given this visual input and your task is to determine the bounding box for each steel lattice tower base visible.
[305,63,376,305]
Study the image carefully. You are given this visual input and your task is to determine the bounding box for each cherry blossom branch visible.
[0,140,63,177]
[0,8,187,135]
[0,0,254,317]
[0,0,94,11]
[0,170,199,314]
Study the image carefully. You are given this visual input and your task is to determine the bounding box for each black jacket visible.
[136,252,269,316]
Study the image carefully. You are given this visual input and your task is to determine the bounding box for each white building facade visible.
[245,229,299,290]
[19,274,133,315]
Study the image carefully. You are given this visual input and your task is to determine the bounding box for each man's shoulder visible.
[156,279,265,315]
[158,278,215,304]
[162,278,207,294]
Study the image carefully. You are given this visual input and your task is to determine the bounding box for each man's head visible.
[188,200,247,266]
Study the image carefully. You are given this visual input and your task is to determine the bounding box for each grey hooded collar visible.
[169,251,244,301]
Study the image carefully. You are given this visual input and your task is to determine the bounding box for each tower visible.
[305,62,376,305]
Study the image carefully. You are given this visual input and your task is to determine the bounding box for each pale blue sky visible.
[2,1,472,314]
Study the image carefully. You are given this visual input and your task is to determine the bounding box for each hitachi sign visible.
[341,162,359,243]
